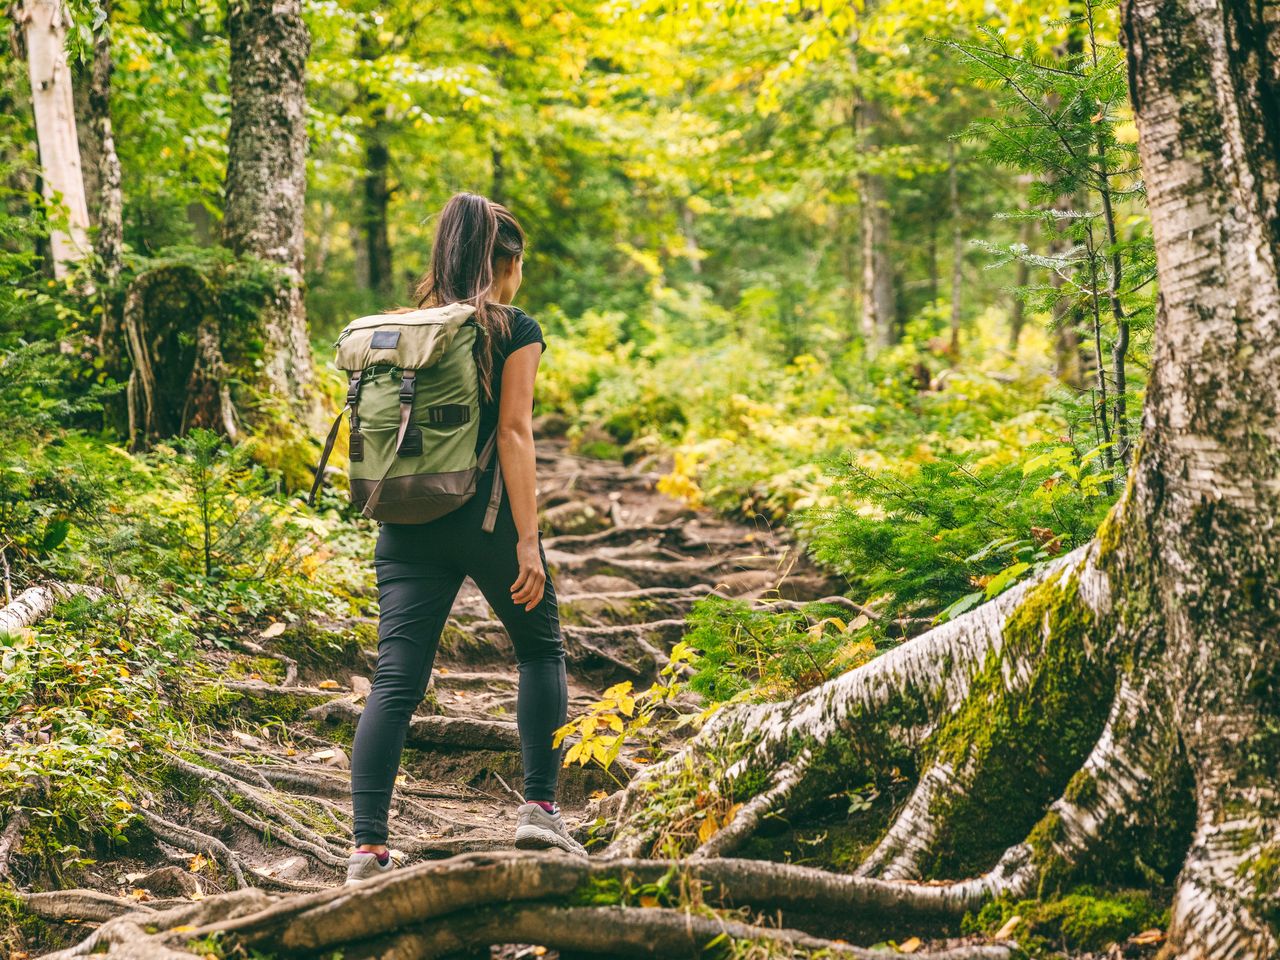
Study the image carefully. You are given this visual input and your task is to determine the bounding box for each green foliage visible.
[802,434,1114,618]
[0,591,190,844]
[964,887,1168,953]
[682,596,883,702]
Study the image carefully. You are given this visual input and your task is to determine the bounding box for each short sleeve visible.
[505,308,546,357]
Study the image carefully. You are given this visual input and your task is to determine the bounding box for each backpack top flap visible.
[335,302,478,373]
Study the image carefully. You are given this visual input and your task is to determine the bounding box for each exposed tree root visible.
[51,851,1026,958]
[337,904,1018,960]
[691,749,814,860]
[139,809,247,889]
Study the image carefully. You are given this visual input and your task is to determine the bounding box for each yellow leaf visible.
[1131,929,1164,946]
[638,894,660,908]
[898,937,922,954]
[723,802,742,824]
[589,790,609,800]
[697,814,719,845]
[169,925,196,934]
[261,622,286,639]
[605,714,624,732]
[317,679,341,690]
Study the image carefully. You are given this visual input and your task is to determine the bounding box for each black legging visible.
[350,467,567,846]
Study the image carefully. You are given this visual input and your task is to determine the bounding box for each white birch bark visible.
[21,0,91,276]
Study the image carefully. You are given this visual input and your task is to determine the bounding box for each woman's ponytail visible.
[415,193,526,401]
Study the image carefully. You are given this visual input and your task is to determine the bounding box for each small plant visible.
[554,641,699,781]
[683,597,881,702]
[803,438,1114,620]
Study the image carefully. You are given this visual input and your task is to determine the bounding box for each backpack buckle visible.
[398,370,416,405]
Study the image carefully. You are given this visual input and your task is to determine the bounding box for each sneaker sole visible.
[515,824,587,857]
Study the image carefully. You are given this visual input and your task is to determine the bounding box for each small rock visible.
[543,500,612,536]
[252,856,306,881]
[350,675,372,697]
[325,747,349,769]
[136,866,202,898]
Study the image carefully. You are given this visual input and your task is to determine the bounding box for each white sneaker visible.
[345,850,394,884]
[514,802,588,857]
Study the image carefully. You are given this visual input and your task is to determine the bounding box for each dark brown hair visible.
[415,193,526,401]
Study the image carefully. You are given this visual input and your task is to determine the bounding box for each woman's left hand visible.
[511,534,546,611]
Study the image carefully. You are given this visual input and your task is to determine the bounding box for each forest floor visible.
[21,431,859,957]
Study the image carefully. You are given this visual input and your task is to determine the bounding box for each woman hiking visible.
[345,193,586,883]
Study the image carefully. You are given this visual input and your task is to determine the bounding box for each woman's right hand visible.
[510,534,546,612]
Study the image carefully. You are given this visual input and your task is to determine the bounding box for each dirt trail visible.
[27,436,841,930]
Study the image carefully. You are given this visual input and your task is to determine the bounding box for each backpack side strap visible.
[476,431,504,533]
[307,371,363,507]
[308,404,348,507]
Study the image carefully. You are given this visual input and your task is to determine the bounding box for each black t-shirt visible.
[476,306,545,458]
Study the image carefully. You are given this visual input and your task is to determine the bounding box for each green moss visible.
[922,575,1115,877]
[185,682,330,726]
[964,887,1168,954]
[569,875,625,906]
[1239,845,1280,928]
[225,655,285,683]
[1063,769,1098,807]
[0,884,41,958]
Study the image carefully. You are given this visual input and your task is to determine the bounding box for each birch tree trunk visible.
[222,0,314,410]
[1120,0,1280,950]
[20,0,91,278]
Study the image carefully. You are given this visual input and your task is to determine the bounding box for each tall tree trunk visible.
[20,0,91,278]
[74,0,122,283]
[222,0,313,412]
[1120,0,1280,949]
[853,66,895,353]
[357,29,393,302]
[363,124,393,301]
[947,140,962,354]
[1008,219,1031,351]
[491,142,505,206]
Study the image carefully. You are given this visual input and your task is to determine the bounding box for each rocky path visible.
[23,437,842,948]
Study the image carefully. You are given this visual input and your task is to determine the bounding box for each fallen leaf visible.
[261,622,286,639]
[1131,929,1164,945]
[169,925,196,934]
[638,894,660,908]
[129,888,152,901]
[309,749,336,761]
[697,814,719,845]
[994,915,1021,940]
[532,948,547,957]
[317,679,341,690]
[589,790,609,801]
[898,937,922,954]
[189,853,209,873]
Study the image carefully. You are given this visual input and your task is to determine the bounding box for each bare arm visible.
[496,342,544,610]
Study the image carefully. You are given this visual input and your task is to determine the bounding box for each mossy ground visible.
[963,886,1169,955]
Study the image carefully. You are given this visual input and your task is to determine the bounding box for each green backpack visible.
[308,302,503,530]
